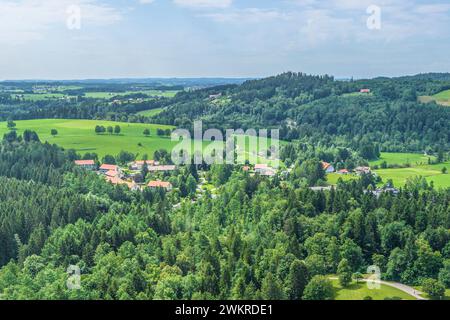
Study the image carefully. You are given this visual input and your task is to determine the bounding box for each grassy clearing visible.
[327,173,358,185]
[331,279,415,300]
[0,119,282,164]
[84,90,179,99]
[12,93,69,101]
[370,153,450,189]
[137,108,165,117]
[418,89,450,107]
[369,152,433,167]
[0,119,175,159]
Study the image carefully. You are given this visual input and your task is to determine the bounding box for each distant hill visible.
[151,72,450,152]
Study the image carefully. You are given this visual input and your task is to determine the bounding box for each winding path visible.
[329,277,427,300]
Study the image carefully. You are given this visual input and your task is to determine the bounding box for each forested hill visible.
[152,72,450,152]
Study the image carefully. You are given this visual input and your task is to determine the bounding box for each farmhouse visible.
[209,93,222,100]
[147,165,176,172]
[74,160,96,170]
[99,164,119,173]
[105,176,140,191]
[355,166,371,175]
[360,89,371,93]
[337,169,349,175]
[148,180,173,190]
[105,170,119,178]
[255,164,276,177]
[322,162,335,173]
[129,160,158,170]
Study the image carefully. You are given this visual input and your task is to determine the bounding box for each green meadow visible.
[0,119,176,159]
[10,90,179,101]
[331,279,415,300]
[369,152,433,166]
[370,152,449,188]
[84,90,179,99]
[137,108,165,117]
[0,119,281,164]
[327,152,449,189]
[419,89,450,107]
[12,93,69,101]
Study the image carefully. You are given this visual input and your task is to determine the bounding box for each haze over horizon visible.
[2,0,450,80]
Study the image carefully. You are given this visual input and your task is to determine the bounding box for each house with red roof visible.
[147,180,173,190]
[129,160,158,170]
[74,160,96,170]
[255,164,276,177]
[360,89,371,93]
[321,162,335,173]
[99,164,119,173]
[337,169,349,175]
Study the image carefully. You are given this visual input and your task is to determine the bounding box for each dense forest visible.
[0,133,449,300]
[0,73,450,300]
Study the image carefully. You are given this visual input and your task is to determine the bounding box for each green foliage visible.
[422,278,446,299]
[337,259,352,287]
[302,276,334,300]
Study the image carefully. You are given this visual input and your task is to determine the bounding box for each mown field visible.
[0,119,281,164]
[0,119,176,158]
[83,90,179,99]
[370,153,449,188]
[419,89,450,107]
[11,90,179,101]
[327,152,449,189]
[137,108,165,117]
[331,279,415,300]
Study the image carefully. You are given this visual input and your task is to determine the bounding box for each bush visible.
[422,278,446,299]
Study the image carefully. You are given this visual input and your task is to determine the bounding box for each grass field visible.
[331,279,415,300]
[370,153,450,189]
[137,108,165,117]
[419,89,450,107]
[326,152,449,189]
[0,119,281,164]
[327,173,358,185]
[13,93,69,101]
[10,90,179,101]
[0,119,176,158]
[369,152,433,166]
[84,90,179,99]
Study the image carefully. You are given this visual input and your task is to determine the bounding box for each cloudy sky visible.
[1,0,450,79]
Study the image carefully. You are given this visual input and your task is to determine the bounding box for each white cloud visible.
[173,0,232,9]
[139,0,155,4]
[0,0,122,45]
[201,8,289,23]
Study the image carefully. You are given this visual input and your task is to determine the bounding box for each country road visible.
[329,277,427,300]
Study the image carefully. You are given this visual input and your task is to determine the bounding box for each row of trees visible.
[95,125,121,135]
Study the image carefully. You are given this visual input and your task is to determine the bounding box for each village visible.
[74,157,397,198]
[74,159,281,193]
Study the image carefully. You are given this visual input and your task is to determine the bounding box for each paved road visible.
[329,277,427,300]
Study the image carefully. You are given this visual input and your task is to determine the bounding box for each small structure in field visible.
[337,169,350,175]
[360,89,371,93]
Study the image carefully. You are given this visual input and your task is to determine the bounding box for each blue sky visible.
[1,0,450,79]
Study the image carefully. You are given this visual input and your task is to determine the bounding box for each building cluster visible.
[74,159,176,191]
[320,162,372,176]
